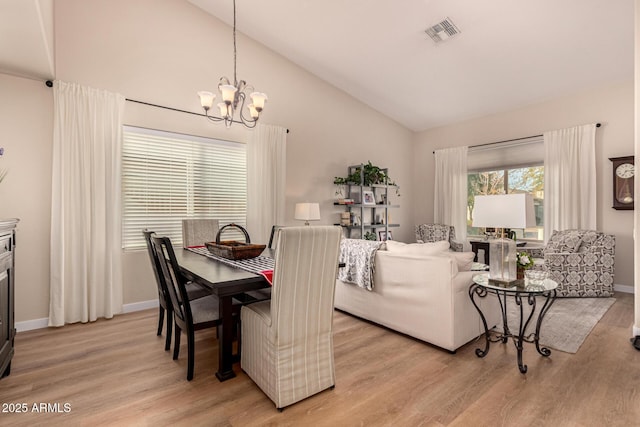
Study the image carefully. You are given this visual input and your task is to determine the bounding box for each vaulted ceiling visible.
[1,0,633,132]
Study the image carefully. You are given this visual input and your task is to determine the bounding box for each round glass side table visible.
[469,273,558,374]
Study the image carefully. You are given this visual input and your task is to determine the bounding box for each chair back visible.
[269,226,342,343]
[415,223,455,244]
[267,225,284,249]
[182,219,219,248]
[143,229,169,309]
[150,235,194,330]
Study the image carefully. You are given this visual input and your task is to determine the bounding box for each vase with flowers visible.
[516,251,534,279]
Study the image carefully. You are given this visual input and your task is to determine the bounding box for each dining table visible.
[173,248,271,381]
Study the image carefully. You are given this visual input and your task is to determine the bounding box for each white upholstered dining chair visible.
[240,226,342,410]
[181,218,219,248]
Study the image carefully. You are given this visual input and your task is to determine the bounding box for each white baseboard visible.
[15,317,49,332]
[122,299,158,313]
[16,299,159,333]
[633,326,640,337]
[614,284,635,294]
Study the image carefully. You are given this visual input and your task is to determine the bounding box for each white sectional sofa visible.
[334,241,500,352]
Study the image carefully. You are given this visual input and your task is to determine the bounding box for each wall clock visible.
[609,156,634,210]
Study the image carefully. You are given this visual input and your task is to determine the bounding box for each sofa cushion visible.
[385,240,450,255]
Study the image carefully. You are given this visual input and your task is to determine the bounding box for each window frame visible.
[467,163,544,241]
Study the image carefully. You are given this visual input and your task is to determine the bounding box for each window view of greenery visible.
[467,166,544,240]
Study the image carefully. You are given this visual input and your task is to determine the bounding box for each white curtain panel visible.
[246,124,287,244]
[543,123,597,241]
[433,146,469,250]
[49,81,125,326]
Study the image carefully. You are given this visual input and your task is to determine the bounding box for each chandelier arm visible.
[237,92,258,126]
[204,109,224,123]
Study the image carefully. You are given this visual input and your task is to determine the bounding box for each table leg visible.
[215,295,236,382]
[534,290,556,357]
[469,283,491,358]
[514,293,537,374]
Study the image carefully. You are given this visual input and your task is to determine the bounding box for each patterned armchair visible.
[415,224,463,252]
[525,230,615,297]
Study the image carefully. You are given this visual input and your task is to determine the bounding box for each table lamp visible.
[294,202,320,226]
[472,194,535,284]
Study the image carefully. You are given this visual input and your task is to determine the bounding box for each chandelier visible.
[197,0,267,128]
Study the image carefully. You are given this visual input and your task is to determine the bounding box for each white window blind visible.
[122,126,247,250]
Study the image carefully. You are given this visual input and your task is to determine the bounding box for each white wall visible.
[0,74,53,321]
[4,0,413,322]
[413,79,635,287]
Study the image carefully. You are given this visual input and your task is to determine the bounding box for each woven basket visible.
[205,223,265,260]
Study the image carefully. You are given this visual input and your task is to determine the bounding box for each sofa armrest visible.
[544,246,614,275]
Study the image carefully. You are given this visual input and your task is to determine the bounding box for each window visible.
[466,136,544,240]
[122,126,247,250]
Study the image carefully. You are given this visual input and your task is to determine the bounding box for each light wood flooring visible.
[0,293,638,426]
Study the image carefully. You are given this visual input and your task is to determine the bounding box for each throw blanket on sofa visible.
[338,239,384,291]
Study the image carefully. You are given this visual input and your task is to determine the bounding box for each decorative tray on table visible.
[205,223,265,260]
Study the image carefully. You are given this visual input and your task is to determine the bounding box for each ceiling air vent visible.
[425,17,461,43]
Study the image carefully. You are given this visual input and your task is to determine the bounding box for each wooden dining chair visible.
[241,226,342,410]
[142,230,209,351]
[267,225,284,249]
[150,235,231,380]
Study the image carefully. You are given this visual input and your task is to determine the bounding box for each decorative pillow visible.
[577,230,599,253]
[446,251,475,271]
[385,240,450,255]
[415,224,450,243]
[545,230,584,254]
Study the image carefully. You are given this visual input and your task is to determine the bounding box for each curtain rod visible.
[44,80,289,133]
[432,123,601,154]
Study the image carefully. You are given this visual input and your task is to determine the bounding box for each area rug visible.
[496,297,615,354]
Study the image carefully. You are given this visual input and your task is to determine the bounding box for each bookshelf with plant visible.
[333,162,400,240]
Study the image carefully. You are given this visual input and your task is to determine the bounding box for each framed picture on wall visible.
[378,230,393,241]
[362,190,376,205]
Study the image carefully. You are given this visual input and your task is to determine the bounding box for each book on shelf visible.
[337,198,355,205]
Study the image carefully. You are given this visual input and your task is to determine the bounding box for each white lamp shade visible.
[217,102,230,117]
[472,194,536,229]
[197,91,215,109]
[250,92,268,110]
[247,104,259,119]
[294,203,320,222]
[219,84,237,103]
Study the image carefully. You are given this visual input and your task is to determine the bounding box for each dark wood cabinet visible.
[0,219,18,379]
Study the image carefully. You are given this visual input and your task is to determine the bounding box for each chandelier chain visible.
[233,0,237,85]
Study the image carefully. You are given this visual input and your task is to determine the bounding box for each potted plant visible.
[516,251,534,279]
[333,161,400,196]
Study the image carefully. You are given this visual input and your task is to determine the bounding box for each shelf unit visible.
[335,164,399,240]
